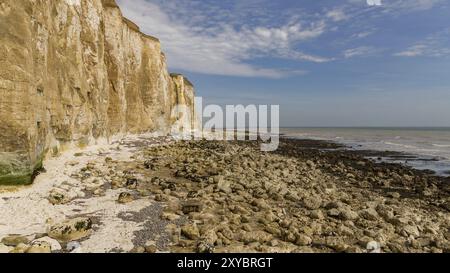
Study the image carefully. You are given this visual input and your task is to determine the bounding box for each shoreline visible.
[281,132,450,177]
[1,135,449,253]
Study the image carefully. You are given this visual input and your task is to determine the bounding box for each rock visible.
[366,241,381,253]
[389,216,409,227]
[402,225,420,238]
[1,235,30,246]
[196,241,215,253]
[293,246,315,253]
[145,245,157,253]
[296,234,312,246]
[118,192,134,204]
[301,196,322,210]
[9,243,29,253]
[130,246,145,253]
[325,237,348,252]
[327,208,340,218]
[359,208,379,221]
[31,237,61,252]
[126,178,138,189]
[387,192,400,199]
[182,200,203,214]
[339,208,359,221]
[48,217,93,242]
[0,243,13,253]
[67,241,82,252]
[181,224,200,240]
[161,212,180,221]
[252,199,270,210]
[326,201,343,209]
[26,241,52,253]
[306,160,316,168]
[241,231,272,244]
[310,210,324,220]
[200,229,219,245]
[217,179,232,194]
[48,189,71,205]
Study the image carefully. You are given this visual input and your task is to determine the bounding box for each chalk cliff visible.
[0,0,198,185]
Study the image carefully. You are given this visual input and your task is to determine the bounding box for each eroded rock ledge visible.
[0,0,198,184]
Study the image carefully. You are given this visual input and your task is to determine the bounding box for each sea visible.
[281,127,450,176]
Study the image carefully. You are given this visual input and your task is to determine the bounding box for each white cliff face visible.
[0,0,197,185]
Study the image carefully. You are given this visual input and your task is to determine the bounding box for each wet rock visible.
[48,217,93,242]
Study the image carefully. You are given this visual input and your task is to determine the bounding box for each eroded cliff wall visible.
[0,0,197,185]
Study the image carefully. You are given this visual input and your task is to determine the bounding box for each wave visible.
[382,142,417,149]
[432,144,450,148]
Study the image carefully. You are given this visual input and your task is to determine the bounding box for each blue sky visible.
[117,0,450,127]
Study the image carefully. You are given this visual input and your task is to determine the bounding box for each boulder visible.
[48,217,93,242]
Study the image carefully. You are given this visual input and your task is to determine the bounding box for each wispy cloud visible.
[394,28,450,57]
[116,0,331,78]
[343,46,381,58]
[326,8,348,22]
[347,0,445,11]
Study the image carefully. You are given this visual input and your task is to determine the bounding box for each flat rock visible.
[1,235,30,247]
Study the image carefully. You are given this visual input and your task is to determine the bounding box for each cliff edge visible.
[0,0,198,185]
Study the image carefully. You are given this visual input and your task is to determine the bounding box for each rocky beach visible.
[1,134,449,253]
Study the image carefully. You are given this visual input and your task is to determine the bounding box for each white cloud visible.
[394,28,450,57]
[394,45,427,57]
[116,0,331,78]
[347,0,444,11]
[343,46,380,58]
[326,9,348,22]
[392,0,445,11]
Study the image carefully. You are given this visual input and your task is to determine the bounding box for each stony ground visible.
[1,136,449,253]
